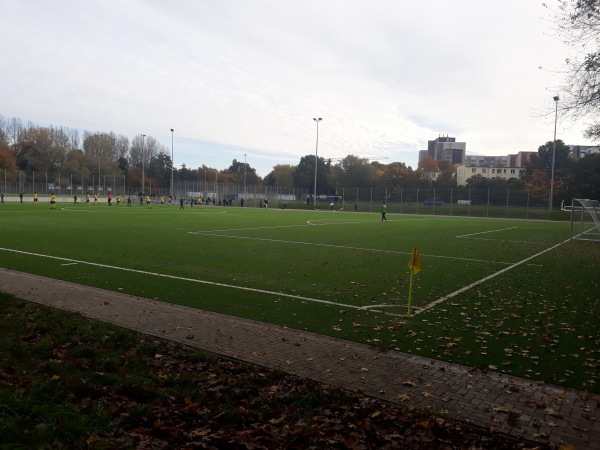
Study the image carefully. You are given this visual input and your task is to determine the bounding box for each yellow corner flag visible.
[408,247,421,275]
[407,247,421,318]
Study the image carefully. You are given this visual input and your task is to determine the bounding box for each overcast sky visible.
[0,0,590,176]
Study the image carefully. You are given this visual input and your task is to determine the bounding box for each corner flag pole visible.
[407,247,422,318]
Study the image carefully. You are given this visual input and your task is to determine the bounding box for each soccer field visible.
[1,202,599,392]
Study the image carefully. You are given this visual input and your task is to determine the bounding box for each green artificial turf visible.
[1,201,599,392]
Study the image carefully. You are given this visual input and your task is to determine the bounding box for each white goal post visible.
[570,198,600,241]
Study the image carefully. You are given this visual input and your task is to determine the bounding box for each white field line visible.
[200,219,400,233]
[362,304,399,309]
[305,218,432,226]
[455,226,518,238]
[412,237,571,316]
[306,220,378,226]
[458,237,543,244]
[60,207,227,214]
[0,246,372,313]
[189,231,513,266]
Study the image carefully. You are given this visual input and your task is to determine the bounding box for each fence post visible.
[400,187,403,214]
[416,188,419,215]
[467,188,471,216]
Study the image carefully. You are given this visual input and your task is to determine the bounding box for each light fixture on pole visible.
[140,134,146,195]
[549,95,559,214]
[170,129,174,199]
[313,118,322,209]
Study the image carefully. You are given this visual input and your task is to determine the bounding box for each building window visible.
[472,168,476,173]
[482,168,487,173]
[491,169,495,173]
[510,169,515,174]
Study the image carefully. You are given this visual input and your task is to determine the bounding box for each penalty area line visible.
[0,247,381,315]
[455,226,518,238]
[189,232,513,266]
[413,237,572,316]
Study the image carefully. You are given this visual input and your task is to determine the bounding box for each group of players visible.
[23,191,165,209]
[9,192,234,211]
[77,192,167,209]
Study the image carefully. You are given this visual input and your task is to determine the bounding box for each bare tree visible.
[0,114,8,146]
[551,0,600,138]
[8,117,24,144]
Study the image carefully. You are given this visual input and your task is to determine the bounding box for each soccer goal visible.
[570,198,600,241]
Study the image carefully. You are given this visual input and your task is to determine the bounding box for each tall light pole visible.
[549,95,559,214]
[313,117,322,209]
[97,150,101,195]
[170,129,174,199]
[243,153,247,198]
[215,169,218,198]
[140,134,146,195]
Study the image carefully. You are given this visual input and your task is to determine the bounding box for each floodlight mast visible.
[313,118,322,209]
[140,134,146,195]
[170,129,174,199]
[243,153,247,201]
[549,95,559,214]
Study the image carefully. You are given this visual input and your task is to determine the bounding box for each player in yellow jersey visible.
[85,192,90,206]
[160,196,165,206]
[50,192,56,210]
[116,195,122,206]
[33,191,38,205]
[146,195,152,209]
[93,193,99,205]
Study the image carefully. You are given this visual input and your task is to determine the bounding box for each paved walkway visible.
[1,268,599,449]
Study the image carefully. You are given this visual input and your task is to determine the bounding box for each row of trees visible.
[0,116,263,191]
[1,114,599,202]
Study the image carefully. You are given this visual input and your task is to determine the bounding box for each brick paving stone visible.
[1,267,600,449]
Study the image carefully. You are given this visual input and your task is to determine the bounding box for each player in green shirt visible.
[381,203,387,222]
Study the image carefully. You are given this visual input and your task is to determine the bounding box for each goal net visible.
[570,198,600,241]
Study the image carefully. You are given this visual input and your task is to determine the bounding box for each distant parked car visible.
[423,200,444,207]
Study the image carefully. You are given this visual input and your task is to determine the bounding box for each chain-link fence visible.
[336,186,557,220]
[1,170,563,219]
[0,170,310,208]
